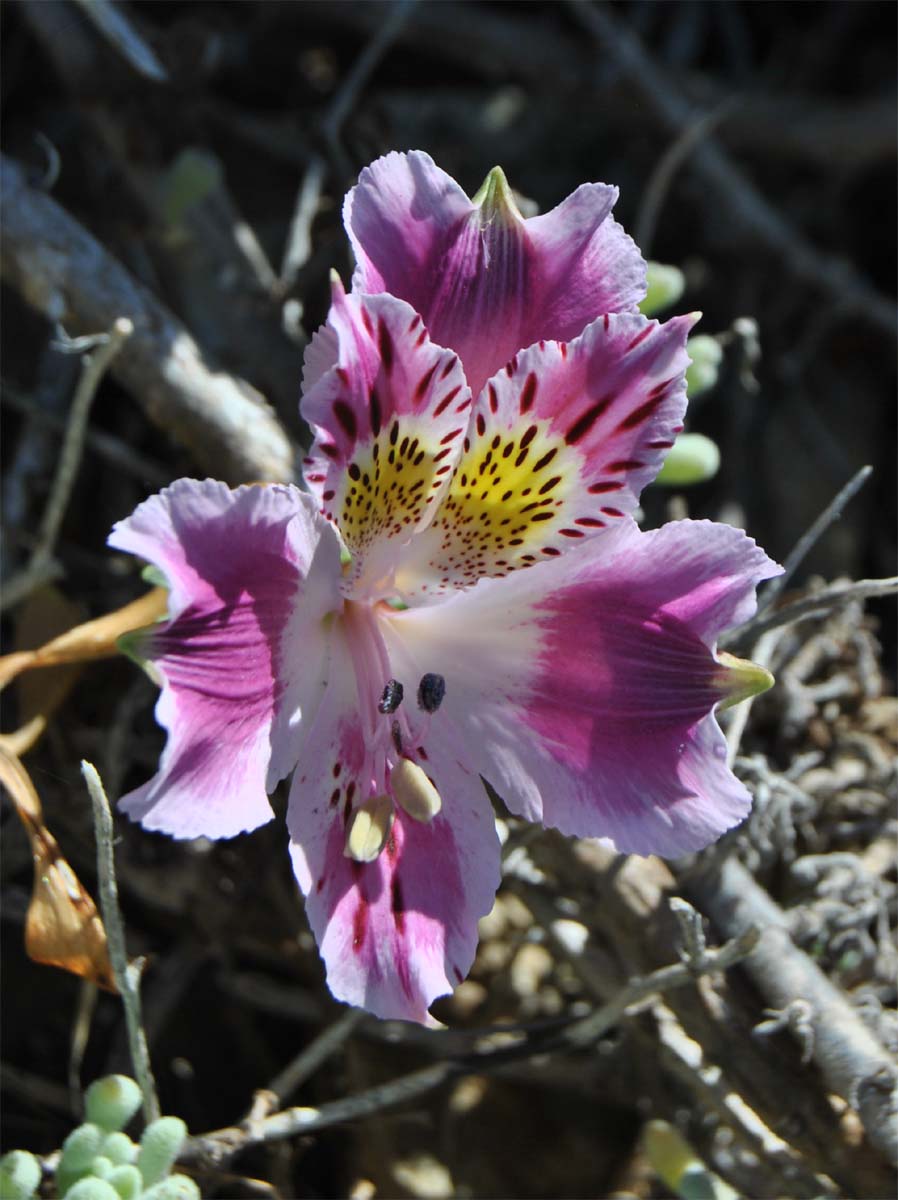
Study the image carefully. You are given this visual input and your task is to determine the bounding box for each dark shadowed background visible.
[2,3,896,1198]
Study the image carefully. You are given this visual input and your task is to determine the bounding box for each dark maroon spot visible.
[560,343,568,359]
[520,372,538,413]
[606,459,644,471]
[452,964,465,984]
[440,427,461,446]
[322,444,340,460]
[626,326,653,352]
[514,449,529,468]
[369,386,382,436]
[531,511,554,522]
[600,506,624,517]
[566,396,613,445]
[333,400,357,439]
[348,462,361,481]
[336,368,349,386]
[434,385,462,416]
[560,528,585,538]
[476,413,486,436]
[502,443,514,459]
[543,546,561,555]
[433,446,453,462]
[316,876,326,893]
[391,877,406,934]
[343,795,352,824]
[603,313,610,331]
[488,384,499,413]
[414,363,438,404]
[322,489,335,501]
[519,424,538,450]
[505,363,514,378]
[407,315,420,334]
[532,448,557,472]
[587,480,624,494]
[538,474,561,495]
[333,762,342,777]
[352,901,368,950]
[440,359,455,380]
[389,421,399,446]
[576,516,607,527]
[415,330,427,348]
[361,307,374,335]
[646,439,675,450]
[615,394,663,432]
[377,317,395,372]
[417,746,428,760]
[329,788,341,806]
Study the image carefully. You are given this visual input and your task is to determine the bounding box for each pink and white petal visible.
[344,149,473,300]
[384,518,780,857]
[301,283,472,598]
[108,480,341,839]
[394,312,694,595]
[287,665,501,1021]
[525,183,646,338]
[345,152,647,398]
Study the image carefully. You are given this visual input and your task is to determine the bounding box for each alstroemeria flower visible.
[110,155,780,1022]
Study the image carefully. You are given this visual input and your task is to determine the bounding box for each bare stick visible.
[279,155,327,294]
[250,1008,365,1120]
[1,154,294,485]
[81,760,160,1123]
[757,464,873,615]
[727,576,898,647]
[36,319,133,565]
[688,856,898,1166]
[183,925,757,1166]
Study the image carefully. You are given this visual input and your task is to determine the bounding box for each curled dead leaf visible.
[0,748,117,991]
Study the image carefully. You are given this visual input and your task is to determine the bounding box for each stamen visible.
[391,758,442,822]
[344,794,394,862]
[417,673,446,713]
[378,679,404,714]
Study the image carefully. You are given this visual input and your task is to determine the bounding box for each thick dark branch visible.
[0,155,295,486]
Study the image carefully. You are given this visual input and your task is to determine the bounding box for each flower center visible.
[340,601,444,862]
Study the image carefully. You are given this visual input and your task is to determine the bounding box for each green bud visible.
[640,262,685,317]
[89,1158,114,1181]
[685,335,723,398]
[100,1134,137,1167]
[57,1124,105,1193]
[654,433,720,486]
[142,1176,201,1200]
[471,166,521,224]
[107,1165,143,1200]
[0,1150,41,1200]
[136,1117,187,1187]
[61,1179,121,1200]
[86,1077,143,1133]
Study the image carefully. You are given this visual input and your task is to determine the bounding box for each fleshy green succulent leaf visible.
[0,1150,41,1200]
[640,262,685,317]
[654,433,721,486]
[86,1076,144,1133]
[89,1158,114,1181]
[142,1175,201,1200]
[100,1134,138,1168]
[61,1179,121,1200]
[137,1118,187,1188]
[57,1124,106,1194]
[685,334,723,398]
[107,1165,143,1200]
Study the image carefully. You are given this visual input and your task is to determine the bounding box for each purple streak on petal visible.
[108,480,340,839]
[345,151,647,397]
[287,689,500,1022]
[394,312,694,593]
[384,518,780,857]
[301,282,471,596]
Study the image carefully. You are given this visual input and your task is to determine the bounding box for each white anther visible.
[391,758,442,823]
[344,795,394,863]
